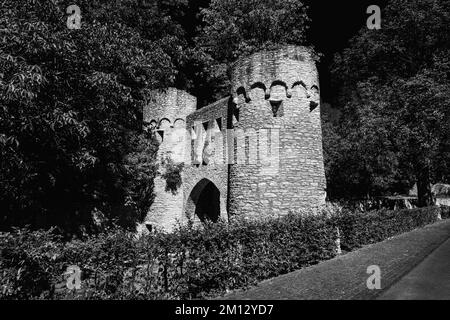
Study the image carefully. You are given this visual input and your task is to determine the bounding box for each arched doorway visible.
[186,178,221,223]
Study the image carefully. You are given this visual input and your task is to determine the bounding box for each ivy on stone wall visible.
[160,157,184,195]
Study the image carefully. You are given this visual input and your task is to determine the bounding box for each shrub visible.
[440,205,450,219]
[166,214,337,298]
[0,206,442,300]
[0,228,62,299]
[332,206,440,252]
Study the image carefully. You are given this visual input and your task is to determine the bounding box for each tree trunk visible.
[416,166,433,207]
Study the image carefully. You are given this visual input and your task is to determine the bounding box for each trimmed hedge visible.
[333,206,441,252]
[441,205,450,219]
[0,206,446,300]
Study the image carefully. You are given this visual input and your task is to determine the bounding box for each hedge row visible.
[333,206,442,252]
[0,206,446,300]
[441,205,450,219]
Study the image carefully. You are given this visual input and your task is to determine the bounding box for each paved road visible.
[378,237,450,300]
[220,219,450,300]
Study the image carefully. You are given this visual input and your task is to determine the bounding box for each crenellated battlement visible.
[231,46,320,105]
[141,46,327,234]
[143,87,196,133]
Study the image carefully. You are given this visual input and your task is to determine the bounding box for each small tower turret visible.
[141,88,196,232]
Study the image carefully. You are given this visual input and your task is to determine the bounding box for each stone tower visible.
[142,46,327,232]
[228,46,327,219]
[141,88,196,232]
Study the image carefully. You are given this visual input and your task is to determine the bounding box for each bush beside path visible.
[221,218,450,300]
[1,206,448,299]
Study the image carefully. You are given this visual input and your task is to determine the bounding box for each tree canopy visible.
[0,0,185,234]
[0,0,313,234]
[1,0,449,235]
[197,0,310,62]
[327,0,450,205]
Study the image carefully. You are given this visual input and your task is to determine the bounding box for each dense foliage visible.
[326,0,450,204]
[0,0,189,234]
[192,0,311,102]
[197,0,310,62]
[333,206,442,252]
[1,206,444,299]
[160,157,184,194]
[1,0,449,237]
[441,206,450,219]
[0,0,314,233]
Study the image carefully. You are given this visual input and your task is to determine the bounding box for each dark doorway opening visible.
[187,179,221,223]
[195,181,220,222]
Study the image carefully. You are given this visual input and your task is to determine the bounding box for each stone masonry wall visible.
[142,88,196,232]
[140,46,327,232]
[183,98,230,225]
[228,46,327,219]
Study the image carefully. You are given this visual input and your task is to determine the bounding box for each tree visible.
[330,0,450,206]
[193,0,311,103]
[197,0,310,62]
[0,0,185,234]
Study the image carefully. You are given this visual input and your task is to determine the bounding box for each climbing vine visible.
[161,157,184,195]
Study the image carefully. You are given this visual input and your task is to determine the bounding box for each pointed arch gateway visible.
[185,178,222,223]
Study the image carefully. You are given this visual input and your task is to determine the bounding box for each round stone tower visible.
[228,45,327,219]
[141,88,196,232]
